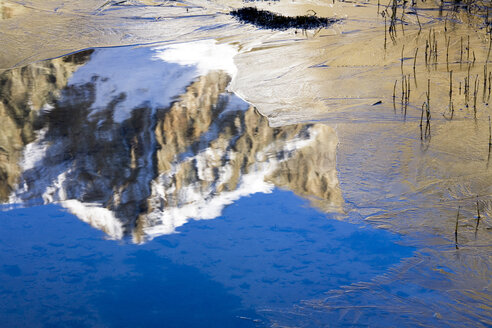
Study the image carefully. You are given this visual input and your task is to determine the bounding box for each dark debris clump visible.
[230,7,338,30]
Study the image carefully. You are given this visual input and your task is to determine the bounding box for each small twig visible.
[420,102,425,140]
[455,206,460,250]
[415,8,422,34]
[460,36,463,68]
[393,79,397,112]
[401,44,405,75]
[449,70,454,118]
[413,47,418,87]
[384,16,387,51]
[488,116,491,168]
[487,34,492,63]
[483,64,488,103]
[475,196,481,238]
[446,36,450,72]
[474,75,479,119]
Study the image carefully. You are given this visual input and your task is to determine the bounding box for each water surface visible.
[1,191,413,327]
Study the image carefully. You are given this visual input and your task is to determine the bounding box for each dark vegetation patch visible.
[63,49,95,65]
[230,7,338,30]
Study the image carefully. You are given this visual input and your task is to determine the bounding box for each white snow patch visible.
[60,200,124,240]
[69,46,197,123]
[68,40,238,123]
[42,170,69,203]
[20,129,48,171]
[144,170,274,239]
[154,39,238,77]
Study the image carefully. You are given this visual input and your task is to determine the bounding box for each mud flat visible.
[0,0,491,327]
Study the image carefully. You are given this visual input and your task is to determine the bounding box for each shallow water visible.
[0,192,413,327]
[0,0,491,327]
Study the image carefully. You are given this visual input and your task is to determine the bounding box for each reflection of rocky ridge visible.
[0,50,92,201]
[4,52,342,241]
[140,72,342,241]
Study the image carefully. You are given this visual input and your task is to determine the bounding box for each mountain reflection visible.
[0,45,342,242]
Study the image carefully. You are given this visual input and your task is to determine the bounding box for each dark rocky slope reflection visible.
[0,50,93,201]
[1,48,342,242]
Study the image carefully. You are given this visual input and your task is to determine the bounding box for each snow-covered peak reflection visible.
[2,46,342,242]
[143,117,332,240]
[69,40,238,123]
